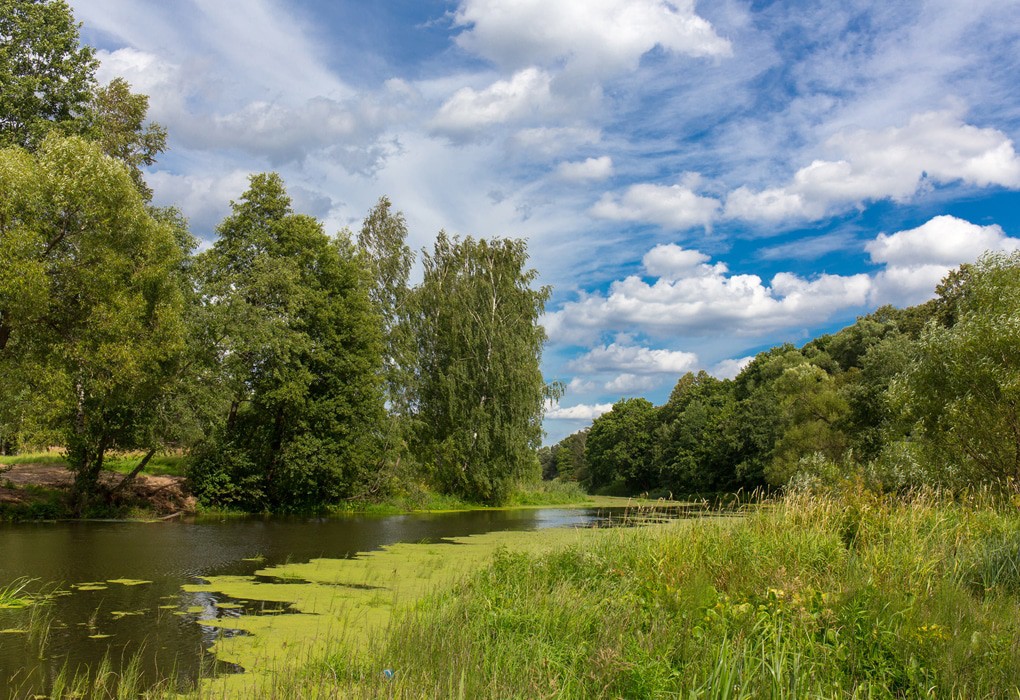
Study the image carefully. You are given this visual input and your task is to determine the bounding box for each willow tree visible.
[411,234,549,504]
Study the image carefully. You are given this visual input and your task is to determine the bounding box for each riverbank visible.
[0,461,195,519]
[201,485,1020,699]
[1,454,665,521]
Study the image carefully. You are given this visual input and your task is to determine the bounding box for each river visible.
[0,507,617,696]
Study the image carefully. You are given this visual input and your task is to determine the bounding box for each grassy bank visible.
[261,486,1020,699]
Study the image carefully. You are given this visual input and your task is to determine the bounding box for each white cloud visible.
[147,169,254,240]
[512,126,602,155]
[544,401,615,421]
[712,356,754,380]
[759,232,860,261]
[571,342,699,374]
[557,156,614,181]
[546,245,872,343]
[642,244,711,279]
[591,183,721,231]
[548,215,1020,346]
[452,0,731,77]
[724,112,1020,222]
[867,215,1019,267]
[431,68,554,136]
[566,377,598,395]
[868,215,1020,305]
[605,373,659,393]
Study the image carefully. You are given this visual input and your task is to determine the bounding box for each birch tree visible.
[411,233,549,504]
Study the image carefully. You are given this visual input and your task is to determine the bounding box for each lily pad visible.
[73,584,108,592]
[88,634,113,639]
[215,602,243,610]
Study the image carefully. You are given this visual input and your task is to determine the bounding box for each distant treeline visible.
[541,256,1020,496]
[0,1,550,513]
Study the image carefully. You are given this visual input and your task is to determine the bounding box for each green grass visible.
[0,450,187,477]
[267,484,1020,699]
[506,479,591,506]
[13,484,1020,698]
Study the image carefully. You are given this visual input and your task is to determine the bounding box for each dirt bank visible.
[0,462,195,515]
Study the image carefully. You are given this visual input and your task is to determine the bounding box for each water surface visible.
[0,507,615,696]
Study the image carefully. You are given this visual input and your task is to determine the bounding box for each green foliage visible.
[0,0,98,148]
[656,371,740,493]
[585,397,658,491]
[896,252,1020,485]
[541,429,588,482]
[357,196,415,415]
[345,489,1020,699]
[84,77,167,200]
[411,233,549,505]
[190,174,385,511]
[0,136,187,508]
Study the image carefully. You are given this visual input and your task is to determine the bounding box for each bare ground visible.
[0,462,195,515]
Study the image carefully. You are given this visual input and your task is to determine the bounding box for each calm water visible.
[0,507,615,696]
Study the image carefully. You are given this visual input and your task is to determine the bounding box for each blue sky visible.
[69,0,1020,443]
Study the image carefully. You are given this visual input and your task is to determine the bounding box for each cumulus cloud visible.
[452,0,731,77]
[431,68,555,137]
[591,183,721,231]
[557,156,614,181]
[642,244,711,278]
[605,373,659,393]
[147,169,255,240]
[724,112,1020,222]
[544,401,615,421]
[545,242,872,343]
[570,342,699,374]
[712,356,755,380]
[868,215,1020,305]
[547,215,1020,346]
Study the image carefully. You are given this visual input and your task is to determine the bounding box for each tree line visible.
[0,0,550,512]
[542,257,1020,496]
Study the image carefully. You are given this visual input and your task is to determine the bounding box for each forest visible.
[0,0,550,515]
[541,257,1020,498]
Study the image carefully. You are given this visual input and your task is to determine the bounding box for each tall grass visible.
[301,484,1020,699]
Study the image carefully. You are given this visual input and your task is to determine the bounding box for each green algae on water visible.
[107,578,153,586]
[190,525,604,697]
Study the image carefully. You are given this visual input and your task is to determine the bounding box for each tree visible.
[86,78,167,200]
[411,233,549,504]
[585,398,657,492]
[191,174,385,510]
[766,361,849,485]
[1,2,166,197]
[895,253,1020,484]
[0,0,97,148]
[656,372,739,493]
[0,135,188,508]
[357,197,414,407]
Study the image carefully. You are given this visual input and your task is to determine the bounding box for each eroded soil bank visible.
[0,462,195,516]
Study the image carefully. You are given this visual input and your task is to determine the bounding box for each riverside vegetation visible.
[17,486,1020,699]
[4,1,1020,698]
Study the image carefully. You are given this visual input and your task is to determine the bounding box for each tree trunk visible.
[110,447,157,496]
